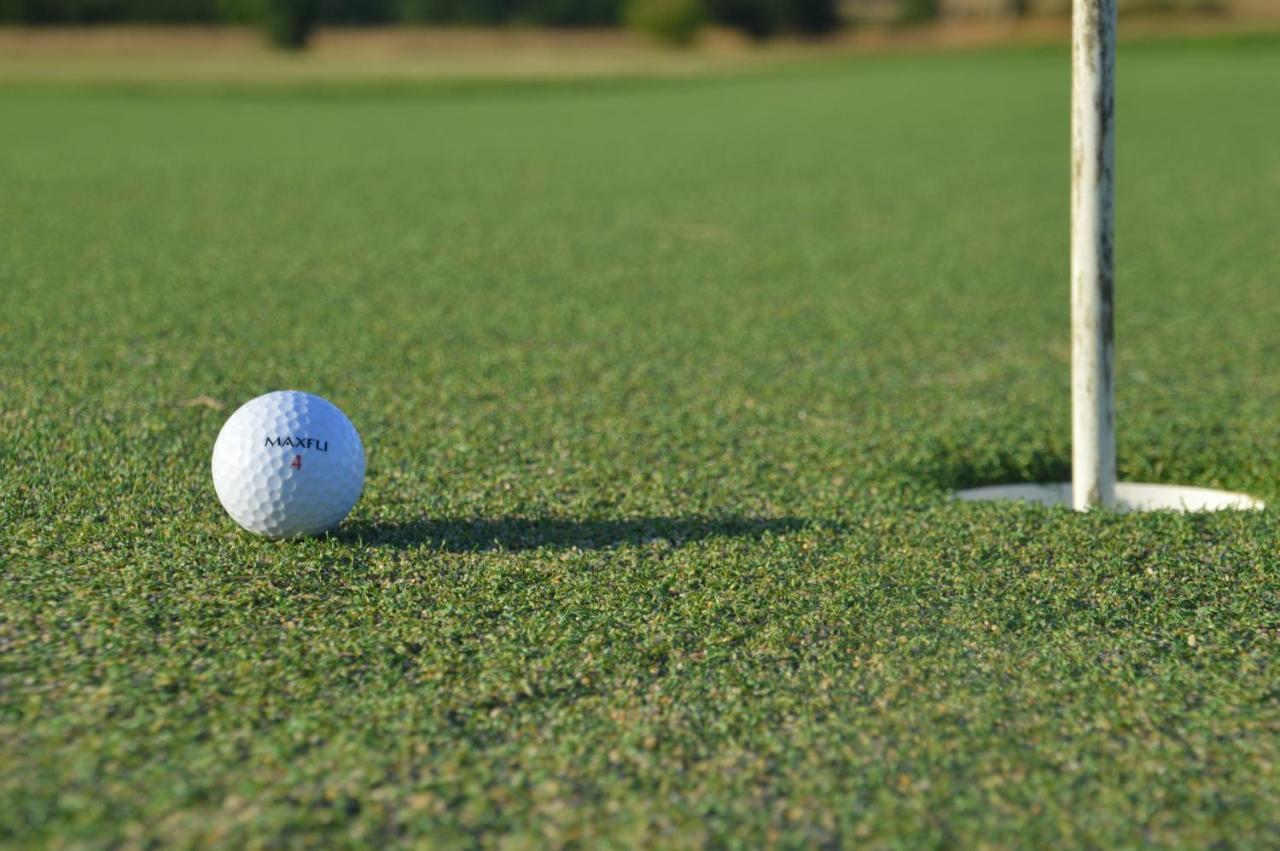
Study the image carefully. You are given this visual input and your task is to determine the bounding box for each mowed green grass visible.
[3,37,1279,847]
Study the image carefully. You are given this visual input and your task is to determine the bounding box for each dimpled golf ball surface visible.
[212,391,365,538]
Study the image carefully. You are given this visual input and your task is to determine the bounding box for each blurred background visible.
[0,0,1276,84]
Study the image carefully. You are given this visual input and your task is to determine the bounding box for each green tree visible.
[626,0,703,45]
[898,0,938,24]
[787,0,837,33]
[704,0,780,38]
[261,0,318,48]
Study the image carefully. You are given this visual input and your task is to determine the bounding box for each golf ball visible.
[211,391,365,538]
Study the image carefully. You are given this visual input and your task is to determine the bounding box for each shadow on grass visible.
[919,440,1071,493]
[337,515,807,552]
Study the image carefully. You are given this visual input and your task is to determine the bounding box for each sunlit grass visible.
[2,35,1278,846]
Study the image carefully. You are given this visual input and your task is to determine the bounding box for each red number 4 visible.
[291,455,302,470]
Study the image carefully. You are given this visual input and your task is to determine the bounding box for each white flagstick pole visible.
[1071,0,1118,510]
[956,0,1261,512]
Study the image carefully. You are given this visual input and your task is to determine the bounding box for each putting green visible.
[2,36,1278,846]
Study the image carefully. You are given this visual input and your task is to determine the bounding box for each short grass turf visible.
[3,37,1280,847]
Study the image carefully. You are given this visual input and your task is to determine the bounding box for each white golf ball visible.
[211,390,365,538]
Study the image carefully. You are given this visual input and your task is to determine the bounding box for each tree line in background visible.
[0,0,1230,47]
[0,0,835,43]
